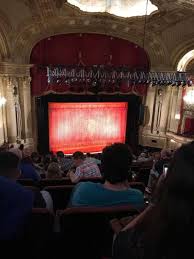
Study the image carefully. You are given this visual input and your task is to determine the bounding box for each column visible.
[0,76,7,143]
[19,76,33,148]
[4,77,17,143]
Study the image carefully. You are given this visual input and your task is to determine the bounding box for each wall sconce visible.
[183,90,194,105]
[0,97,6,107]
[175,113,180,120]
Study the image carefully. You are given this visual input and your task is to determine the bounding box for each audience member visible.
[0,152,33,239]
[85,152,101,165]
[113,142,194,259]
[146,149,172,194]
[69,144,144,208]
[20,149,40,181]
[69,151,101,184]
[46,162,63,179]
[31,152,44,175]
[9,146,23,160]
[56,151,73,172]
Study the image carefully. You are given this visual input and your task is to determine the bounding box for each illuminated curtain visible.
[49,102,128,154]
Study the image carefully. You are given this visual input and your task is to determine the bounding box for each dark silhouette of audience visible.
[113,142,194,259]
[0,152,33,240]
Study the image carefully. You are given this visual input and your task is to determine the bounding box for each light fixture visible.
[183,90,194,105]
[0,97,6,107]
[170,139,176,143]
[175,113,180,120]
[67,0,158,18]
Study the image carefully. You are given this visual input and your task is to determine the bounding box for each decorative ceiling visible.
[67,0,158,17]
[0,0,194,70]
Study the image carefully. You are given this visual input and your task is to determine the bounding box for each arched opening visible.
[177,50,194,72]
[30,33,150,153]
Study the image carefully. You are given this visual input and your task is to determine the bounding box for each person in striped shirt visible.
[69,151,101,183]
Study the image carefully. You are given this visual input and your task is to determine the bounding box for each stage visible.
[36,94,141,154]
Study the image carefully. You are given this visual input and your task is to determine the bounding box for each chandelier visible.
[67,0,158,17]
[183,90,194,105]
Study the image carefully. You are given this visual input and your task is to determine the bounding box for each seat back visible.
[79,177,104,183]
[44,185,74,211]
[17,179,36,186]
[58,206,139,258]
[39,178,71,188]
[23,208,54,240]
[136,168,151,186]
[21,208,54,257]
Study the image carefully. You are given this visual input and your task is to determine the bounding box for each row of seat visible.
[22,205,140,258]
[24,181,145,211]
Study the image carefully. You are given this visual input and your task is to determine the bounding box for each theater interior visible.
[1,0,194,257]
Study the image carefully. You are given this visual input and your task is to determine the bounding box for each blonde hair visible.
[47,162,62,179]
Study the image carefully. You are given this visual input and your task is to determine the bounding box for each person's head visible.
[56,151,64,161]
[19,144,24,151]
[22,148,32,164]
[31,152,40,163]
[73,151,85,167]
[143,142,194,258]
[160,148,172,160]
[102,143,133,184]
[47,162,62,179]
[86,152,91,157]
[0,152,20,180]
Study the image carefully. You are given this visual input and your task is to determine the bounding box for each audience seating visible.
[21,208,55,257]
[17,179,36,186]
[24,185,40,192]
[38,178,72,188]
[25,208,54,238]
[57,206,139,259]
[44,185,74,211]
[79,177,104,183]
[135,168,151,186]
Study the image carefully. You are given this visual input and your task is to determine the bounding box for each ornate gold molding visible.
[0,62,32,77]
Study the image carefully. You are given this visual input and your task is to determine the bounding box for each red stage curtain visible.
[30,34,149,96]
[49,102,128,154]
[184,118,194,135]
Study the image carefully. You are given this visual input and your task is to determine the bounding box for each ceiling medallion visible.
[67,0,158,18]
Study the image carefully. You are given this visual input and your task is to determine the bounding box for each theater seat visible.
[23,208,54,240]
[39,178,72,188]
[79,177,104,183]
[135,168,151,186]
[44,185,74,211]
[17,179,36,186]
[57,206,139,259]
[20,208,54,257]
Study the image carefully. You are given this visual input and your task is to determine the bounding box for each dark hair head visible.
[0,152,20,177]
[19,144,24,151]
[86,152,91,157]
[73,151,84,160]
[102,143,132,184]
[143,142,194,258]
[56,151,64,158]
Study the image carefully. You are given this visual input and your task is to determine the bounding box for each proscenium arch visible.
[171,37,194,71]
[177,50,194,72]
[12,16,168,68]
